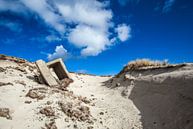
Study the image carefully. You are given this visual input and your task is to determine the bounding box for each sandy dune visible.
[107,63,193,129]
[0,59,142,129]
[0,56,193,129]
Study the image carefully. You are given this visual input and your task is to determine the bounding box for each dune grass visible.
[126,59,168,70]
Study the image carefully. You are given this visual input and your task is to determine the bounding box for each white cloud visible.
[68,24,110,56]
[58,0,114,56]
[56,0,112,29]
[21,0,65,33]
[0,0,27,14]
[163,0,176,13]
[115,24,131,42]
[0,0,132,57]
[47,45,69,61]
[46,35,62,42]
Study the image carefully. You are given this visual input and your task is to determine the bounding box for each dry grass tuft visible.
[125,59,168,70]
[115,59,169,78]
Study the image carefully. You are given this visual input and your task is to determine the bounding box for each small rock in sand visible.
[73,124,78,128]
[45,121,57,129]
[116,83,120,87]
[24,100,32,104]
[40,106,55,117]
[14,66,27,73]
[0,82,13,87]
[78,96,91,104]
[26,88,47,100]
[0,108,12,119]
[99,112,104,115]
[59,101,92,122]
[91,103,95,106]
[59,78,73,90]
[87,126,93,129]
[65,118,69,122]
[0,67,6,72]
[47,101,53,105]
[15,80,26,86]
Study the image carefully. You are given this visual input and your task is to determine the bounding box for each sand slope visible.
[0,58,142,129]
[107,64,193,129]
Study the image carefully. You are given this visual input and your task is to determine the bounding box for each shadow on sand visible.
[102,69,193,129]
[129,77,193,129]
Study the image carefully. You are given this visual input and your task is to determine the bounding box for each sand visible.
[107,63,193,129]
[0,59,142,129]
[0,56,193,129]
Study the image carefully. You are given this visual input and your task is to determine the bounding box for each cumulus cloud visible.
[163,0,176,13]
[0,0,131,57]
[47,45,70,61]
[115,24,131,42]
[68,24,110,56]
[56,0,112,29]
[58,0,113,56]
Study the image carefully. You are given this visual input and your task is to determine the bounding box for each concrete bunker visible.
[46,58,71,80]
[35,58,72,87]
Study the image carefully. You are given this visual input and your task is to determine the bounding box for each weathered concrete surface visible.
[35,60,58,86]
[47,58,72,80]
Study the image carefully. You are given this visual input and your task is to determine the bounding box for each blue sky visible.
[0,0,193,75]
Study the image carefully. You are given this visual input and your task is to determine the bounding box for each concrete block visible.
[46,58,72,80]
[35,60,58,86]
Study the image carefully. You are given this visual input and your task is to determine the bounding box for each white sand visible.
[0,58,193,129]
[0,60,142,129]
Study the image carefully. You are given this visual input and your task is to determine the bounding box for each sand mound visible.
[0,55,98,129]
[106,61,193,129]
